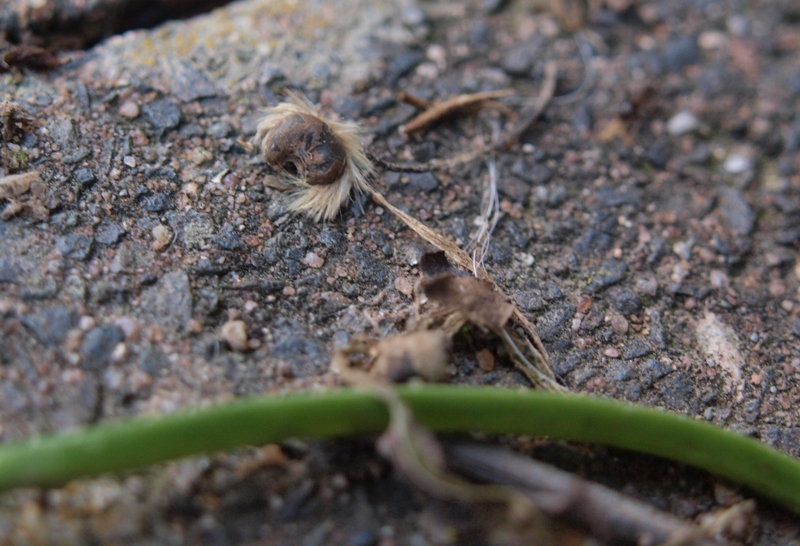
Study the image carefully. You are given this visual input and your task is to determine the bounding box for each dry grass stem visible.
[401,89,514,136]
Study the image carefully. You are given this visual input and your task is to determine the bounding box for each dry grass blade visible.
[401,89,514,136]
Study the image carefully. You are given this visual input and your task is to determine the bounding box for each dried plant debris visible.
[333,331,450,383]
[335,356,547,545]
[0,101,34,144]
[447,444,753,546]
[0,45,60,71]
[369,62,557,174]
[399,89,515,137]
[0,170,52,221]
[420,268,562,391]
[252,92,375,221]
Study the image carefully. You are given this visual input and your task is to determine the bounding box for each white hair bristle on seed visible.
[252,92,374,222]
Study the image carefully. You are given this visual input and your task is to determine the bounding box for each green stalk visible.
[0,387,798,514]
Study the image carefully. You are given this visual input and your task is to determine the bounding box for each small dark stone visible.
[579,308,604,331]
[584,260,628,294]
[94,221,125,246]
[139,345,167,376]
[515,290,545,312]
[213,224,244,250]
[573,105,593,132]
[405,172,440,193]
[80,326,124,371]
[319,228,345,250]
[142,192,174,212]
[660,372,698,413]
[537,305,575,342]
[542,282,563,301]
[178,123,204,138]
[385,50,424,85]
[21,305,77,347]
[142,98,182,133]
[647,140,671,169]
[73,167,95,186]
[551,355,579,377]
[501,37,544,76]
[140,270,192,335]
[663,36,700,72]
[572,367,598,386]
[573,229,612,257]
[471,20,491,46]
[62,148,91,164]
[170,62,219,102]
[56,234,94,261]
[606,360,634,382]
[607,287,642,316]
[622,339,652,360]
[207,122,233,138]
[718,186,755,236]
[643,360,670,380]
[596,187,642,209]
[270,320,327,377]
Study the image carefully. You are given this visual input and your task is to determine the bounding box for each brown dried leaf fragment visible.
[370,331,451,382]
[1,45,60,71]
[422,275,515,332]
[0,171,39,200]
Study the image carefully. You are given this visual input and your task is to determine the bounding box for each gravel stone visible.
[584,260,628,293]
[80,326,124,371]
[607,287,642,316]
[73,167,95,186]
[140,270,192,335]
[212,224,244,250]
[622,339,653,360]
[663,36,701,72]
[141,192,174,213]
[170,62,220,102]
[94,221,125,246]
[56,234,94,261]
[666,111,700,136]
[142,98,182,133]
[718,186,755,236]
[606,360,634,382]
[21,305,77,347]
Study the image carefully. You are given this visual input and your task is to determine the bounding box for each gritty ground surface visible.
[1,0,800,544]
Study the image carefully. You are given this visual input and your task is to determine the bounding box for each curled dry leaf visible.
[252,92,375,221]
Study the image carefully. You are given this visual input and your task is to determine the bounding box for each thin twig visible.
[446,443,725,546]
[401,89,514,136]
[368,61,558,173]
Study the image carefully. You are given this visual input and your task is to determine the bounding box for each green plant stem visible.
[0,387,799,514]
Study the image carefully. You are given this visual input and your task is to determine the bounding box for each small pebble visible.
[111,342,129,362]
[112,316,140,341]
[118,101,140,119]
[666,111,699,136]
[609,314,629,335]
[151,224,173,251]
[222,319,249,352]
[475,348,495,372]
[394,276,414,297]
[723,153,752,175]
[123,155,136,168]
[604,347,621,358]
[304,252,325,268]
[78,316,96,331]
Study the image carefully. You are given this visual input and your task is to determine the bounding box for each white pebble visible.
[667,111,699,136]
